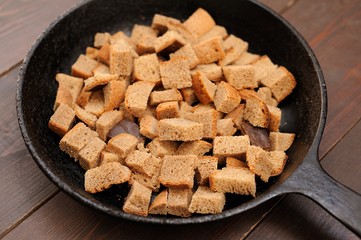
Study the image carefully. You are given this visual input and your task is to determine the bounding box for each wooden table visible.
[1,0,360,239]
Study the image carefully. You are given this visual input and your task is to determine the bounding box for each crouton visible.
[76,87,93,108]
[180,88,198,106]
[73,104,98,129]
[183,8,215,38]
[54,73,83,110]
[252,55,278,85]
[100,151,124,165]
[78,137,106,170]
[149,88,183,106]
[98,42,111,65]
[170,44,199,69]
[106,133,139,158]
[154,30,186,54]
[179,101,194,116]
[156,101,180,120]
[158,118,203,141]
[168,188,193,217]
[219,35,248,66]
[48,103,76,136]
[195,156,218,185]
[94,32,111,48]
[192,71,217,104]
[146,138,179,157]
[125,81,155,117]
[103,80,126,111]
[149,189,168,215]
[223,65,257,90]
[209,167,256,197]
[214,81,241,113]
[269,132,295,151]
[96,110,123,141]
[189,186,225,214]
[233,51,260,66]
[268,150,288,176]
[83,73,117,92]
[256,87,278,107]
[159,155,197,188]
[59,122,99,159]
[71,54,98,79]
[125,150,153,176]
[86,47,98,60]
[193,36,225,64]
[226,157,248,168]
[213,135,250,160]
[85,162,131,194]
[139,115,158,139]
[198,25,228,42]
[84,90,105,117]
[268,105,282,132]
[131,24,158,54]
[217,118,237,136]
[224,104,245,129]
[151,14,181,34]
[159,56,192,89]
[123,181,152,216]
[110,31,137,50]
[176,140,212,156]
[192,64,223,82]
[110,39,133,76]
[182,109,218,139]
[133,53,161,84]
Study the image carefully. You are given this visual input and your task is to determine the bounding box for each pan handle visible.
[283,148,361,237]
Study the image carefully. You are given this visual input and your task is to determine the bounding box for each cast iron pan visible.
[16,0,361,236]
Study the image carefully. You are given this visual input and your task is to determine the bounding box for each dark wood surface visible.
[0,0,360,239]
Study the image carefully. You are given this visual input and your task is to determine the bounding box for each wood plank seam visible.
[0,61,22,78]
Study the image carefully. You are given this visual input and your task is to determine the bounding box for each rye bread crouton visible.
[123,181,152,216]
[219,35,248,66]
[149,189,168,215]
[233,51,260,66]
[110,40,134,76]
[92,63,110,75]
[154,30,186,54]
[156,101,181,120]
[106,133,139,158]
[223,65,257,90]
[84,90,105,117]
[226,157,248,168]
[198,25,228,42]
[157,118,203,141]
[252,55,278,85]
[192,71,217,104]
[86,47,98,60]
[217,118,237,136]
[71,54,98,79]
[195,156,218,185]
[125,81,155,117]
[94,32,111,48]
[149,88,183,106]
[54,73,83,111]
[192,63,223,82]
[146,138,179,157]
[159,56,192,89]
[98,42,111,66]
[256,87,278,107]
[183,109,218,139]
[213,135,250,160]
[183,8,215,38]
[176,140,212,156]
[159,155,197,188]
[169,44,200,69]
[268,105,282,132]
[125,150,153,176]
[83,73,117,92]
[131,24,158,54]
[96,110,123,141]
[100,151,124,165]
[78,137,106,170]
[103,80,126,111]
[85,162,131,194]
[180,88,198,106]
[167,188,193,217]
[224,104,245,129]
[214,81,241,113]
[48,103,76,136]
[188,186,225,214]
[133,53,161,84]
[151,14,181,34]
[209,167,256,197]
[269,132,295,151]
[73,104,98,129]
[76,87,93,108]
[193,36,225,64]
[139,114,158,139]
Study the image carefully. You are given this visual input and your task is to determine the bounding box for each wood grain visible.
[0,0,82,75]
[0,66,58,238]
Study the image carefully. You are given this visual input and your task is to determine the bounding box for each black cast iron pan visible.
[16,0,361,236]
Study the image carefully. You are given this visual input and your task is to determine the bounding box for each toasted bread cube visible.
[214,81,241,113]
[131,25,158,55]
[106,133,139,158]
[183,8,215,38]
[59,122,99,159]
[98,42,111,65]
[149,88,183,106]
[252,55,278,85]
[71,54,98,79]
[217,118,237,136]
[226,157,248,168]
[164,18,197,44]
[110,31,136,49]
[94,32,111,48]
[151,14,181,34]
[84,90,105,117]
[110,40,133,76]
[179,101,194,115]
[198,25,228,42]
[96,110,123,141]
[83,73,117,92]
[268,105,282,132]
[125,81,155,117]
[209,167,256,197]
[219,35,248,66]
[78,137,106,170]
[195,156,218,185]
[76,87,93,108]
[224,104,245,129]
[168,188,193,217]
[176,140,212,156]
[192,71,217,104]
[123,181,152,216]
[192,63,223,82]
[256,87,278,107]
[103,80,126,112]
[233,51,260,66]
[170,44,199,69]
[139,115,158,139]
[183,109,218,139]
[213,135,250,159]
[159,155,197,188]
[154,30,186,54]
[133,53,161,84]
[86,47,99,60]
[269,132,295,151]
[146,138,179,157]
[180,87,198,106]
[149,189,168,215]
[73,104,98,129]
[239,89,270,128]
[268,151,288,176]
[262,66,297,102]
[49,103,76,136]
[189,186,225,214]
[156,101,181,120]
[193,36,225,64]
[85,162,131,193]
[125,150,152,176]
[158,118,203,141]
[100,151,124,165]
[223,65,257,90]
[54,73,83,110]
[160,57,192,89]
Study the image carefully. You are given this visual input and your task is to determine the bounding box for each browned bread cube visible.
[188,186,225,214]
[195,156,218,185]
[198,25,228,42]
[149,88,183,106]
[110,31,137,51]
[159,56,192,89]
[100,151,124,165]
[76,87,93,108]
[103,80,126,111]
[209,167,256,197]
[96,110,123,141]
[183,8,215,38]
[213,135,250,159]
[268,105,282,132]
[156,101,180,120]
[123,181,152,217]
[256,87,278,107]
[125,81,155,117]
[73,104,98,129]
[86,47,98,60]
[167,188,193,217]
[78,137,106,170]
[151,14,181,34]
[180,88,198,106]
[139,114,158,139]
[94,32,111,48]
[149,189,168,215]
[54,73,83,110]
[182,109,218,139]
[85,162,131,194]
[252,55,278,85]
[159,155,197,188]
[106,133,139,158]
[217,118,237,136]
[83,73,117,91]
[59,122,99,159]
[98,42,111,65]
[176,140,212,156]
[269,132,295,151]
[192,64,223,82]
[125,150,153,176]
[146,138,179,157]
[48,103,76,136]
[223,65,257,90]
[193,36,225,64]
[84,90,105,117]
[131,24,158,54]
[110,40,133,76]
[169,44,199,69]
[219,35,248,66]
[157,118,203,141]
[192,71,217,104]
[233,51,260,66]
[154,30,186,54]
[214,81,241,113]
[71,54,98,79]
[224,104,245,129]
[133,53,161,84]
[226,157,248,168]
